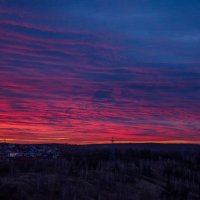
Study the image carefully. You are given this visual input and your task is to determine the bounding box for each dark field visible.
[0,144,200,200]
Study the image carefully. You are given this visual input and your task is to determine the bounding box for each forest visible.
[0,144,200,200]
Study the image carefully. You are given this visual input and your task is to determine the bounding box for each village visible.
[0,143,59,160]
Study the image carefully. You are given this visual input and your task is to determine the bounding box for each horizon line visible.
[1,141,200,145]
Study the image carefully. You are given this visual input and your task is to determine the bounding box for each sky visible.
[0,0,200,144]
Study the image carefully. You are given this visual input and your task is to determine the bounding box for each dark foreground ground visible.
[0,143,200,200]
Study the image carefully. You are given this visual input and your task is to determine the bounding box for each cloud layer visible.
[0,0,200,143]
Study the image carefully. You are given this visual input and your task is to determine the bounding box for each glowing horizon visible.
[1,139,200,145]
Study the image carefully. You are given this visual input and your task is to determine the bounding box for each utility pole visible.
[111,137,115,144]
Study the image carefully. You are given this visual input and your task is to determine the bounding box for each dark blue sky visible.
[0,0,200,143]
